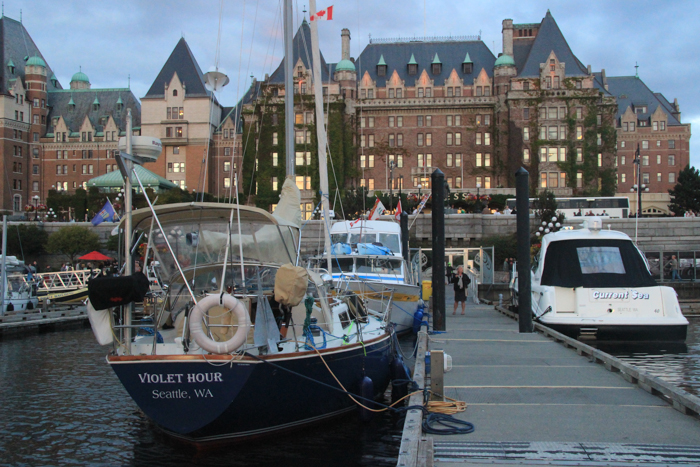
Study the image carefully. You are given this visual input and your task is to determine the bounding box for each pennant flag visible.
[349,217,362,227]
[394,200,403,221]
[368,198,386,220]
[91,199,117,226]
[416,193,431,215]
[310,5,333,21]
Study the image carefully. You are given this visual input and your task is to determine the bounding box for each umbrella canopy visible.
[79,251,113,261]
[87,165,177,192]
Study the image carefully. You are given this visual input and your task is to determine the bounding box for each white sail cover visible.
[272,176,302,228]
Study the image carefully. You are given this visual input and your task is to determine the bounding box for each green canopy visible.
[87,165,178,192]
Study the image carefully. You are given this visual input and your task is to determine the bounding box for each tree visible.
[533,190,565,239]
[669,165,700,217]
[1,224,49,258]
[46,225,101,265]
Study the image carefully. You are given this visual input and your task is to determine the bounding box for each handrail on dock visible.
[13,269,99,293]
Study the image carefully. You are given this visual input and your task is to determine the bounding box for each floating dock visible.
[398,303,700,466]
[0,306,88,336]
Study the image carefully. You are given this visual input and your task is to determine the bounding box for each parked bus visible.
[505,196,630,218]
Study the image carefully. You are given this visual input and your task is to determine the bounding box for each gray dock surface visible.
[0,306,88,335]
[400,296,700,466]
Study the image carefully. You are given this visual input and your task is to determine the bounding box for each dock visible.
[398,302,700,466]
[0,306,88,336]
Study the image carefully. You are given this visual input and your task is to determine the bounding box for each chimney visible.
[672,98,681,122]
[502,19,513,57]
[341,28,351,61]
[587,64,591,75]
[601,68,608,90]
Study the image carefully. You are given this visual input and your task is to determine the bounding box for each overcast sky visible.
[9,0,699,167]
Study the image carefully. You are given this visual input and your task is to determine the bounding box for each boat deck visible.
[398,299,700,466]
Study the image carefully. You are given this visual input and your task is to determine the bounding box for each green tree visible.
[1,224,49,258]
[669,165,700,216]
[46,225,101,265]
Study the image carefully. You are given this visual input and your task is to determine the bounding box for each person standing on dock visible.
[451,265,470,315]
[669,255,681,280]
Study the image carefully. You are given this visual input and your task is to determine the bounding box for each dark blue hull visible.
[108,333,393,444]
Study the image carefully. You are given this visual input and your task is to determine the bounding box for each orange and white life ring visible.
[189,293,250,354]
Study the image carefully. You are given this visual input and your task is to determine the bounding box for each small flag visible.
[416,193,431,215]
[91,199,117,226]
[310,5,333,21]
[368,198,385,220]
[394,200,402,221]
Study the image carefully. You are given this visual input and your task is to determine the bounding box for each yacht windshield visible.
[378,233,401,253]
[541,239,656,288]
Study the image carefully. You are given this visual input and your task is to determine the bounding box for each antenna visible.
[128,74,131,89]
[635,61,639,78]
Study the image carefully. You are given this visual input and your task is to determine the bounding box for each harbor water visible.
[0,324,417,466]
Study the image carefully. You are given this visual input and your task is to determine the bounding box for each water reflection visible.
[0,328,410,466]
[594,317,700,396]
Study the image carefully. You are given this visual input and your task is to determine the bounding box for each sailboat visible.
[86,1,394,444]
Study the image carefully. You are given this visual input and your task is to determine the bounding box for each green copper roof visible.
[377,54,386,66]
[116,95,123,104]
[68,96,75,106]
[463,53,473,64]
[494,54,515,67]
[88,165,178,190]
[71,70,90,83]
[6,59,14,68]
[26,55,46,67]
[93,96,100,105]
[335,58,356,72]
[432,53,441,64]
[408,54,417,65]
[50,73,57,82]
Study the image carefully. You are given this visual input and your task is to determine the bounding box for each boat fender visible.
[359,376,375,422]
[390,355,412,405]
[189,293,250,354]
[6,302,14,312]
[412,310,424,334]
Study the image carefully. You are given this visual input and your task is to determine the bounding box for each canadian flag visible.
[310,5,333,21]
[368,198,386,220]
[394,200,402,221]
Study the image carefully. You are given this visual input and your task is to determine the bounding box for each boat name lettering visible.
[138,372,223,384]
[590,290,649,300]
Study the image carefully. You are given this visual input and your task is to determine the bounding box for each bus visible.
[505,196,630,218]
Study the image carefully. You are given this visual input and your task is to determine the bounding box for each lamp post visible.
[630,144,649,218]
[388,160,395,213]
[32,195,39,221]
[475,182,482,213]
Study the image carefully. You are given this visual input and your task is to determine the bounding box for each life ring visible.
[189,293,250,354]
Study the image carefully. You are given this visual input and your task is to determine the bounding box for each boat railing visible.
[15,269,100,293]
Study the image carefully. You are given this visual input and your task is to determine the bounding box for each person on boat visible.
[451,265,470,315]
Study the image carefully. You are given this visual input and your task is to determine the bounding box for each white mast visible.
[308,0,333,271]
[284,0,295,178]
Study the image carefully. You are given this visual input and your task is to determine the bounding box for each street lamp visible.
[475,182,482,213]
[388,160,395,213]
[32,195,39,221]
[630,144,649,218]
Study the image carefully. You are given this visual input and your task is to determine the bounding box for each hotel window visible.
[559,126,566,140]
[272,152,278,166]
[540,173,547,188]
[397,155,403,168]
[476,153,483,166]
[656,155,661,164]
[368,89,374,99]
[642,140,649,149]
[295,113,303,125]
[669,155,675,166]
[455,133,461,145]
[360,135,366,147]
[418,154,425,167]
[417,133,424,146]
[176,127,183,137]
[389,134,395,147]
[82,164,87,174]
[476,133,482,145]
[548,126,558,140]
[360,155,366,168]
[476,115,482,125]
[668,140,675,149]
[642,155,649,166]
[548,172,559,188]
[656,140,661,147]
[539,126,546,140]
[368,178,375,190]
[447,87,453,97]
[484,153,491,167]
[397,134,403,146]
[559,147,566,162]
[620,155,625,165]
[558,107,566,119]
[642,172,650,184]
[224,147,231,156]
[389,116,395,127]
[272,177,278,191]
[669,172,676,183]
[56,165,61,175]
[455,153,462,167]
[447,153,453,167]
[222,177,231,189]
[484,133,490,145]
[368,135,375,147]
[548,148,557,162]
[178,108,184,119]
[630,122,635,131]
[446,133,453,146]
[576,171,583,188]
[297,131,305,144]
[63,165,68,174]
[455,115,461,126]
[33,181,39,191]
[576,126,582,140]
[224,161,231,172]
[447,116,453,126]
[653,121,658,131]
[598,153,602,167]
[621,141,626,148]
[575,107,582,119]
[547,108,557,120]
[621,174,626,183]
[397,116,403,127]
[305,130,311,143]
[368,117,374,128]
[484,176,491,188]
[417,88,424,98]
[523,148,530,162]
[661,121,666,130]
[523,127,529,141]
[361,117,367,128]
[657,173,662,182]
[455,176,462,188]
[484,115,490,125]
[368,155,374,167]
[272,132,278,145]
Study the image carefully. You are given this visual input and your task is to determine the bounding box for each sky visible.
[7,0,699,167]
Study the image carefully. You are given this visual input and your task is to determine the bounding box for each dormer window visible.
[7,59,14,75]
[408,64,417,75]
[377,64,386,77]
[297,66,303,78]
[116,102,123,111]
[173,89,178,97]
[432,63,441,75]
[463,63,473,74]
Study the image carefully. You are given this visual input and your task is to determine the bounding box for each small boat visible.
[40,287,89,304]
[1,256,40,313]
[512,217,688,341]
[312,220,422,335]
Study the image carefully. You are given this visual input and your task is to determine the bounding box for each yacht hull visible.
[543,322,687,341]
[340,279,420,334]
[108,332,393,444]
